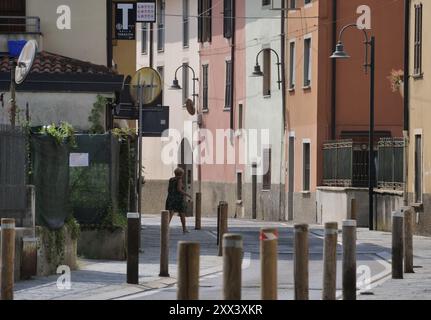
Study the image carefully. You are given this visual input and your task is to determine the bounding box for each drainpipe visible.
[331,0,337,140]
[403,0,410,206]
[106,0,113,68]
[279,0,287,220]
[230,0,236,131]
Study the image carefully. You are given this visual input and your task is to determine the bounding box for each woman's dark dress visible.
[165,177,185,214]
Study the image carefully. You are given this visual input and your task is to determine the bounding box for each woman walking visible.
[165,167,192,233]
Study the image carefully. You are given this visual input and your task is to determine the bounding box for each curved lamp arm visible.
[255,48,282,90]
[337,23,371,73]
[173,64,199,105]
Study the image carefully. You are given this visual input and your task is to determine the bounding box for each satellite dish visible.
[15,40,37,85]
[184,98,195,115]
[129,67,162,106]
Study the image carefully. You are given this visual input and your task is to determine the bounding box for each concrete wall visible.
[26,0,107,65]
[374,190,404,232]
[316,187,369,227]
[0,92,111,131]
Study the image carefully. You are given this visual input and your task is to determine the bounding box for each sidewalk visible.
[14,214,225,300]
[356,229,431,300]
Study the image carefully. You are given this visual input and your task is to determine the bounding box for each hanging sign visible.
[115,2,136,40]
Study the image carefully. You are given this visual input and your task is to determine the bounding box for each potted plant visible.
[388,69,404,97]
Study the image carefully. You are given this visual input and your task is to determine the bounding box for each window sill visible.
[202,109,209,113]
[288,87,295,92]
[262,189,271,192]
[412,73,424,80]
[411,202,423,210]
[301,191,311,194]
[302,85,311,91]
[263,95,272,99]
[223,108,232,112]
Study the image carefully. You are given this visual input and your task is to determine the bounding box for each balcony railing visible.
[0,16,41,33]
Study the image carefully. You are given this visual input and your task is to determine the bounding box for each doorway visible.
[179,138,194,217]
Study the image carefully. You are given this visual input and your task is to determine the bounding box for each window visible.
[263,49,271,96]
[415,134,423,203]
[157,0,165,52]
[289,41,296,89]
[304,0,311,5]
[289,0,296,9]
[238,103,243,129]
[303,142,311,191]
[141,23,148,54]
[414,3,423,76]
[198,0,212,43]
[202,64,209,110]
[223,0,234,39]
[182,63,189,104]
[263,148,272,190]
[0,0,26,32]
[303,37,312,87]
[225,60,233,109]
[157,66,164,105]
[183,0,189,47]
[262,0,271,6]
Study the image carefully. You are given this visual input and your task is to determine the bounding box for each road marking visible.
[242,252,251,270]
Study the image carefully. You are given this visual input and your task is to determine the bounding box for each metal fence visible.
[377,138,404,190]
[0,124,27,217]
[323,140,369,187]
[323,138,404,190]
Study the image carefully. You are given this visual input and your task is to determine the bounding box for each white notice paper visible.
[69,153,89,167]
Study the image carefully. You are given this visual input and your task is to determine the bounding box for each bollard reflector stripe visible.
[127,212,140,219]
[342,220,356,227]
[223,239,243,248]
[260,230,278,241]
[325,229,338,235]
[1,223,15,229]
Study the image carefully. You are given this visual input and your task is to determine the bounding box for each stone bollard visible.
[127,213,140,284]
[159,210,170,277]
[350,198,357,220]
[401,206,414,273]
[392,211,404,279]
[1,218,15,300]
[294,224,309,300]
[322,222,338,300]
[260,228,278,300]
[342,219,357,300]
[195,192,202,230]
[218,202,228,257]
[223,234,243,300]
[177,241,200,300]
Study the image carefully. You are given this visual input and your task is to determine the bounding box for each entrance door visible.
[179,139,193,217]
[288,136,295,220]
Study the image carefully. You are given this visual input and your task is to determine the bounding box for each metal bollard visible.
[218,202,228,257]
[392,211,404,279]
[159,210,170,277]
[1,218,15,300]
[402,206,414,273]
[195,192,202,230]
[350,198,357,220]
[294,224,309,300]
[322,222,338,300]
[177,241,200,300]
[127,212,140,284]
[223,234,243,300]
[342,219,357,300]
[260,228,278,300]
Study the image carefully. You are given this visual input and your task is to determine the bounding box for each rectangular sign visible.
[137,1,156,23]
[115,2,136,40]
[70,153,89,167]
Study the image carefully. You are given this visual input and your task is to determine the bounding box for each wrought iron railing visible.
[377,138,404,190]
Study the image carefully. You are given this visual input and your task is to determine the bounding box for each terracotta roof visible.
[0,51,116,75]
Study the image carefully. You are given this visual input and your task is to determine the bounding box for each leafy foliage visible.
[89,95,107,134]
[39,122,76,147]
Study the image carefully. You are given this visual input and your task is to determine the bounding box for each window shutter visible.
[198,0,203,42]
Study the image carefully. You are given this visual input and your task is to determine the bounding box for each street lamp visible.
[170,64,199,106]
[330,23,376,230]
[250,48,282,90]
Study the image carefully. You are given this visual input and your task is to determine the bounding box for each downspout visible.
[107,0,113,68]
[279,0,287,220]
[403,0,410,206]
[230,0,236,131]
[330,0,337,140]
